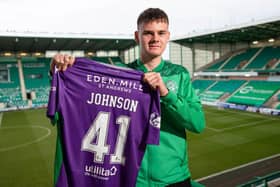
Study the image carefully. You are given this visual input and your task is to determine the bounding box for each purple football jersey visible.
[47,58,161,187]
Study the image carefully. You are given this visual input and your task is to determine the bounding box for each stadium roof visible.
[172,17,280,45]
[0,32,136,52]
[1,16,280,53]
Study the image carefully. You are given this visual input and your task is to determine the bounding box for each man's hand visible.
[143,72,168,96]
[50,54,75,73]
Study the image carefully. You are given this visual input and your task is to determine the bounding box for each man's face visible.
[135,20,170,59]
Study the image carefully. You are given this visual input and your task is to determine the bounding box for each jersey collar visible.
[136,59,165,73]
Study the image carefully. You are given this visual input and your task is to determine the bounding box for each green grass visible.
[0,106,279,186]
[0,108,56,187]
[189,106,280,179]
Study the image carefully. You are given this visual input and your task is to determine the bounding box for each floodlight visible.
[4,52,12,56]
[20,52,27,56]
[34,52,41,56]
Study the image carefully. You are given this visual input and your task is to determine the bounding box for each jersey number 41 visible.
[81,111,130,165]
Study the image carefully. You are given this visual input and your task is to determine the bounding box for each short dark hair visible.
[137,8,169,29]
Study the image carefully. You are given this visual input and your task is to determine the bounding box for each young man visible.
[51,8,205,187]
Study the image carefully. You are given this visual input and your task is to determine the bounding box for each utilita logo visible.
[85,165,118,180]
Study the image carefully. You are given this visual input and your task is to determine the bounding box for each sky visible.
[0,0,280,38]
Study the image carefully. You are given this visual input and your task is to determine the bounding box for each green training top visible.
[127,59,206,187]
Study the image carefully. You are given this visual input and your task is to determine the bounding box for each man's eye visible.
[144,32,153,35]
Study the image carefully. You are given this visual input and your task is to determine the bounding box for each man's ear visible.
[134,31,139,44]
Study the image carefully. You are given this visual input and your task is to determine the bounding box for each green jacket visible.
[127,59,205,187]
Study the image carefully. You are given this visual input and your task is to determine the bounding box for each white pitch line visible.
[196,153,280,182]
[220,118,275,131]
[205,107,277,119]
[209,113,241,121]
[0,125,51,152]
[205,126,220,132]
[217,109,275,119]
[206,118,276,132]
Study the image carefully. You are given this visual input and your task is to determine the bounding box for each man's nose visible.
[152,33,160,41]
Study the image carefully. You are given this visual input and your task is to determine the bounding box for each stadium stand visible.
[0,55,125,111]
[226,80,280,107]
[193,42,280,113]
[22,57,50,89]
[221,48,259,70]
[192,79,216,95]
[91,56,112,64]
[0,57,25,109]
[210,80,246,93]
[90,56,126,66]
[0,57,51,109]
[204,59,227,72]
[110,56,123,64]
[0,57,20,88]
[244,46,280,70]
[195,79,246,102]
[203,46,280,73]
[276,62,280,69]
[21,57,50,107]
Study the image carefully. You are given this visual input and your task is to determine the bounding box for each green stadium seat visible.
[276,62,280,69]
[91,57,111,64]
[22,58,50,89]
[227,80,280,107]
[0,58,20,88]
[0,56,17,63]
[110,56,123,63]
[204,59,226,71]
[192,79,216,95]
[222,48,259,70]
[207,80,246,93]
[195,80,246,102]
[245,46,280,70]
[199,90,225,102]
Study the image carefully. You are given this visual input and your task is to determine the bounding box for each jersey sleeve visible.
[46,69,61,125]
[161,70,205,133]
[145,90,161,145]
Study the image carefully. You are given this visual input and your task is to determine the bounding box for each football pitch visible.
[0,106,279,187]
